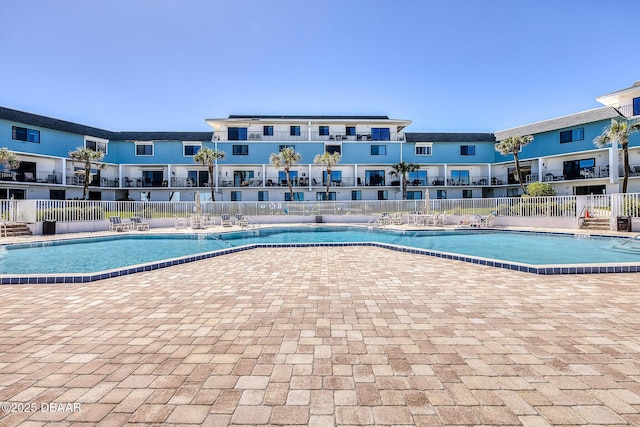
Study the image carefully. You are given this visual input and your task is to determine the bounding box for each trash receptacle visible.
[315,215,323,223]
[617,216,631,232]
[43,221,56,235]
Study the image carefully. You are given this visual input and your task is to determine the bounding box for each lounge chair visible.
[130,216,150,231]
[109,216,129,232]
[480,214,495,228]
[174,216,188,229]
[221,213,232,227]
[202,214,215,228]
[235,214,248,227]
[390,213,404,225]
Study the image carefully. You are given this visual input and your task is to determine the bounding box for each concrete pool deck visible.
[1,228,640,425]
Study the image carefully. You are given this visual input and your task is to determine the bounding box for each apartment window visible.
[377,190,388,200]
[278,144,295,152]
[232,144,249,155]
[258,191,269,201]
[316,192,336,201]
[415,143,432,156]
[231,191,242,201]
[365,170,385,186]
[326,144,341,155]
[49,189,65,200]
[450,170,470,185]
[460,145,476,156]
[560,128,584,143]
[437,190,447,199]
[228,127,248,140]
[351,190,362,200]
[462,189,473,198]
[263,126,274,136]
[135,143,153,156]
[142,170,163,186]
[563,158,595,180]
[408,170,427,186]
[290,126,300,136]
[319,126,329,136]
[85,138,108,154]
[371,128,390,141]
[285,192,304,201]
[346,126,356,136]
[278,170,298,185]
[323,171,342,185]
[188,170,208,187]
[370,145,386,155]
[183,143,201,156]
[406,191,422,200]
[12,126,40,143]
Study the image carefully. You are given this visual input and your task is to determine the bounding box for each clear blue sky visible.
[2,0,639,133]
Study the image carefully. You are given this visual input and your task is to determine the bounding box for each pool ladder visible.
[613,233,640,252]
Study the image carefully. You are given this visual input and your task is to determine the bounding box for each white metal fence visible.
[4,193,635,223]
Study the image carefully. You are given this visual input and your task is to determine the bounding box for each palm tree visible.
[270,147,302,201]
[69,147,104,200]
[390,162,419,200]
[594,118,640,193]
[494,135,533,195]
[314,151,341,200]
[193,147,226,201]
[0,147,20,170]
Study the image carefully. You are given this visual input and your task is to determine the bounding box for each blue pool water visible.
[1,226,639,275]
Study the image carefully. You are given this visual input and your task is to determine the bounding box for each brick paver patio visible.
[1,246,639,425]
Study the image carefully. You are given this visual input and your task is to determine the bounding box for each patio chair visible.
[202,214,215,228]
[174,216,188,229]
[221,213,232,227]
[108,216,129,232]
[235,214,248,227]
[390,213,404,225]
[130,216,150,231]
[480,214,495,228]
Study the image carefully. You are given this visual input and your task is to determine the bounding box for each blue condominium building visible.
[1,81,639,202]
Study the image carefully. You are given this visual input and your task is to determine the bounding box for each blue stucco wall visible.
[0,119,84,157]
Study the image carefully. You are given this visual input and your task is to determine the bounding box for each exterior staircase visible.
[580,217,611,231]
[1,223,32,237]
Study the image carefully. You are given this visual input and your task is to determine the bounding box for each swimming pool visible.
[1,226,639,283]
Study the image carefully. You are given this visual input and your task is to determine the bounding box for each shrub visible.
[526,182,557,197]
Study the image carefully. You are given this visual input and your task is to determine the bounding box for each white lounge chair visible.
[109,216,129,232]
[235,214,248,227]
[481,214,495,228]
[130,216,149,231]
[174,216,188,229]
[221,214,232,227]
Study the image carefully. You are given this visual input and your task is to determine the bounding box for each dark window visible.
[88,191,101,201]
[184,145,200,156]
[365,170,385,186]
[136,144,153,156]
[437,189,447,199]
[263,126,274,136]
[258,191,269,201]
[278,144,295,152]
[351,190,362,200]
[574,185,606,195]
[49,189,65,200]
[460,145,475,156]
[231,191,241,201]
[560,128,584,143]
[142,170,163,186]
[319,126,329,136]
[322,171,342,185]
[290,126,300,136]
[370,145,386,155]
[188,170,208,187]
[450,170,470,185]
[462,189,473,198]
[232,145,249,155]
[228,127,247,140]
[278,171,298,185]
[316,192,336,201]
[371,128,390,141]
[86,139,107,153]
[377,190,388,200]
[326,145,341,155]
[634,97,640,117]
[12,126,40,143]
[563,158,595,180]
[346,126,356,136]
[406,191,422,200]
[285,192,304,201]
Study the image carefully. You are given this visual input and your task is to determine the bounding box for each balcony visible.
[213,130,405,142]
[1,170,63,184]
